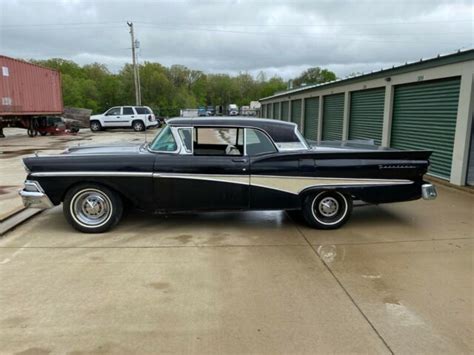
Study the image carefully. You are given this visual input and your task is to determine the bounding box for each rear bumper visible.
[19,181,54,209]
[421,183,437,200]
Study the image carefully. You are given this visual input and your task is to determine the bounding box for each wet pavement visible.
[0,184,472,354]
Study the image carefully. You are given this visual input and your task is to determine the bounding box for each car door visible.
[103,107,123,127]
[121,106,136,127]
[151,126,250,212]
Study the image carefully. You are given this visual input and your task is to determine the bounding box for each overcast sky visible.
[0,0,472,79]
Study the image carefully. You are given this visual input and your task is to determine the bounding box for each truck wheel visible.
[90,120,103,132]
[132,120,145,132]
[63,184,123,233]
[27,128,38,137]
[302,190,352,229]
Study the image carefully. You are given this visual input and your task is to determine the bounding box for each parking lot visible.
[0,128,473,354]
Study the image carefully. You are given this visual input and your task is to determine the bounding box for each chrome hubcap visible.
[318,197,339,217]
[72,190,111,227]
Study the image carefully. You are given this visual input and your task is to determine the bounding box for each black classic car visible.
[20,117,437,233]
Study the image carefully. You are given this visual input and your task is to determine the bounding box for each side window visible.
[149,126,177,152]
[106,107,121,116]
[135,107,150,114]
[178,128,193,153]
[123,107,134,115]
[245,128,277,156]
[194,127,244,156]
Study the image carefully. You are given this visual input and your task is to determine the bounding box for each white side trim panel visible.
[251,175,412,195]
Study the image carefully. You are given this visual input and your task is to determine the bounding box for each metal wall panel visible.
[322,93,344,140]
[391,77,461,179]
[268,103,273,118]
[304,97,319,141]
[290,99,302,129]
[349,87,385,145]
[273,102,280,120]
[281,101,289,121]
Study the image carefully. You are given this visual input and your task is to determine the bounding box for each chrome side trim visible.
[154,172,250,186]
[29,171,413,196]
[30,171,153,177]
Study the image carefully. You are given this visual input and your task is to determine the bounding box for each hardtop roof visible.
[167,117,296,129]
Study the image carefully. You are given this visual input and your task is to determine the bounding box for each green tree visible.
[293,67,337,87]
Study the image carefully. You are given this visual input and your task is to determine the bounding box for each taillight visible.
[148,115,153,122]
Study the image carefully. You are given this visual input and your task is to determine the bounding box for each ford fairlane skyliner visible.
[20,117,437,233]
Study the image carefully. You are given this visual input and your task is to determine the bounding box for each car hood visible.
[63,143,144,155]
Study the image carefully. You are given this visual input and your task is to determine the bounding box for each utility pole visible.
[127,21,141,105]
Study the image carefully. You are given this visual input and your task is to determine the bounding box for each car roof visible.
[166,117,301,143]
[166,117,296,129]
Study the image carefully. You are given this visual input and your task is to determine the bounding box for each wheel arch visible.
[59,179,135,208]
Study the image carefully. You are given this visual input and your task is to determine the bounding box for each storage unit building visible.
[258,49,474,186]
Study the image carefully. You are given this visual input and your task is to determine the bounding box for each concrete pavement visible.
[0,185,472,354]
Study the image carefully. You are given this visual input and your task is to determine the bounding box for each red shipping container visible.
[0,55,63,116]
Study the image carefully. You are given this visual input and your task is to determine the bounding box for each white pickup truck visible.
[89,106,158,132]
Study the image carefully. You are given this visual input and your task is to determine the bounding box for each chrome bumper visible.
[422,183,437,200]
[18,180,54,209]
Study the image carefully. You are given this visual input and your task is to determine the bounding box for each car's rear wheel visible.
[302,190,352,229]
[90,120,102,132]
[132,120,145,132]
[63,184,123,233]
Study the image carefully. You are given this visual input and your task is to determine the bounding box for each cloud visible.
[0,0,472,79]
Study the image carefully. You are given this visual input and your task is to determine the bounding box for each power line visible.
[1,19,472,29]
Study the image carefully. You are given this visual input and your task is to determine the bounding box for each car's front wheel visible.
[90,120,102,132]
[302,190,352,229]
[132,120,145,132]
[63,184,123,233]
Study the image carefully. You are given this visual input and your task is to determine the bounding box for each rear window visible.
[135,107,151,114]
[260,123,300,143]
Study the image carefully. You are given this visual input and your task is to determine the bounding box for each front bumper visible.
[19,180,54,209]
[421,183,437,200]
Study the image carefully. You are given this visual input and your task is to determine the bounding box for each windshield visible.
[149,126,177,152]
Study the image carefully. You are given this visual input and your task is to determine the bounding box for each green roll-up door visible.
[349,87,385,145]
[291,99,302,129]
[304,97,319,141]
[273,102,280,120]
[322,93,344,140]
[268,103,273,118]
[261,104,266,118]
[281,101,289,121]
[391,77,460,179]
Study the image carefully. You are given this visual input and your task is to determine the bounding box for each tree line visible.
[32,58,337,117]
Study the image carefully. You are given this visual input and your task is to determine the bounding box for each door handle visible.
[131,116,134,118]
[232,158,247,163]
